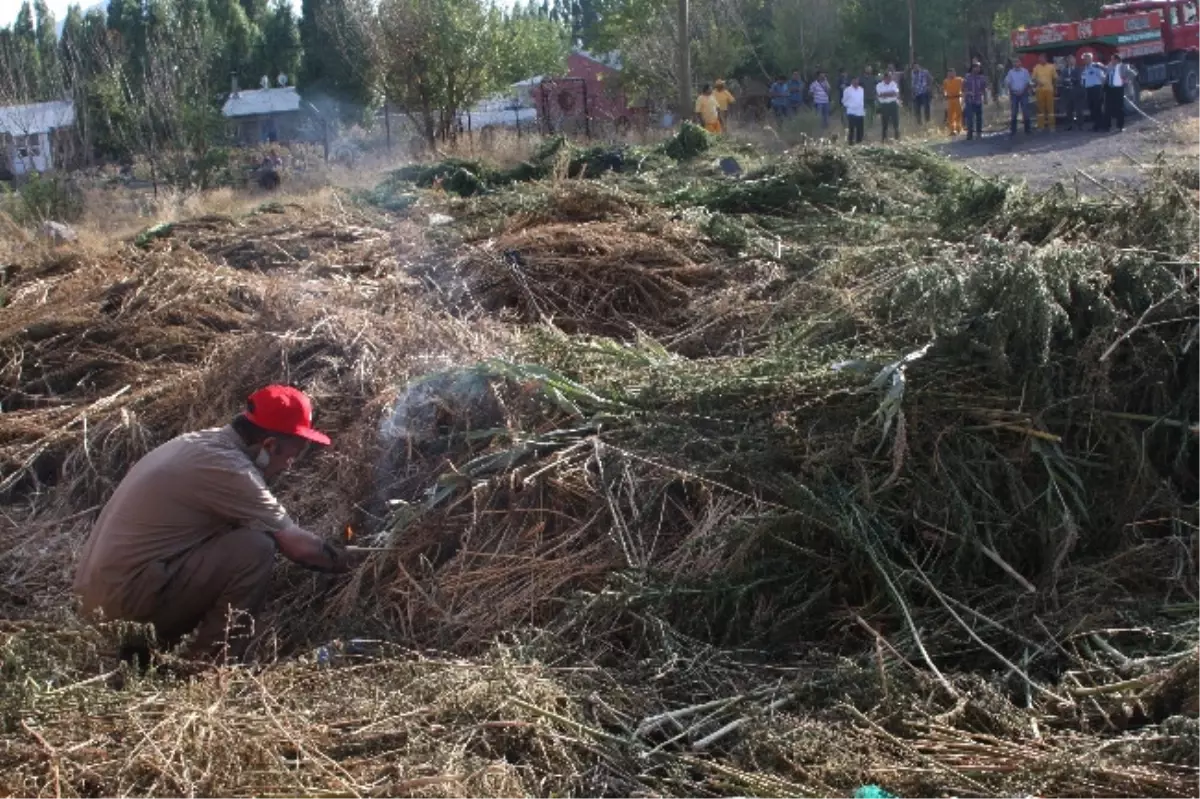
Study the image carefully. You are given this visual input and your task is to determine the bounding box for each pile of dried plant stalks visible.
[457,222,723,340]
[0,143,1196,797]
[132,204,405,276]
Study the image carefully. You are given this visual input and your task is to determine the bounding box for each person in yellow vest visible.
[713,79,735,129]
[1032,53,1058,132]
[942,68,964,135]
[695,84,722,134]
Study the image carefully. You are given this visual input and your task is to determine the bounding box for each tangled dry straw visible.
[0,138,1197,797]
[458,222,723,340]
[1,618,1196,798]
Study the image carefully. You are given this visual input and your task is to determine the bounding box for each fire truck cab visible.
[1012,0,1199,104]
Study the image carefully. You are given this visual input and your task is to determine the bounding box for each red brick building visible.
[535,51,649,136]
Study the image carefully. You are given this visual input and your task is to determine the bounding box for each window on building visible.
[13,134,42,159]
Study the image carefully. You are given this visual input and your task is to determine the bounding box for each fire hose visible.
[1123,94,1164,128]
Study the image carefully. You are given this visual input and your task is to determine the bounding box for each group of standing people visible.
[694,79,737,134]
[696,50,1137,144]
[840,65,932,144]
[1002,51,1136,136]
[766,70,839,126]
[764,60,987,144]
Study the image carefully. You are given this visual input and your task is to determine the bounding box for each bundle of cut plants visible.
[451,221,723,342]
[132,203,399,276]
[321,181,1198,688]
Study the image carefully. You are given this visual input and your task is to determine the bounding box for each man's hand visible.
[272,525,358,573]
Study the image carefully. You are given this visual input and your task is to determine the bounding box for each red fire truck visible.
[1012,0,1199,106]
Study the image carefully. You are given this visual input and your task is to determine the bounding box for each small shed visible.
[536,50,648,136]
[0,100,78,178]
[222,86,306,145]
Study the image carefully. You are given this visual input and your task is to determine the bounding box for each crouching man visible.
[74,385,355,662]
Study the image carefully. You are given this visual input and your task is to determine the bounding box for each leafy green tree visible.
[562,0,599,44]
[299,0,377,123]
[590,0,755,102]
[240,0,270,25]
[80,6,110,74]
[259,0,302,84]
[1,2,42,102]
[13,1,35,41]
[497,9,568,85]
[210,0,264,84]
[59,4,86,82]
[0,27,38,105]
[33,0,61,96]
[376,0,502,144]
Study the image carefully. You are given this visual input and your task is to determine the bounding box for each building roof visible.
[222,87,302,118]
[573,49,622,70]
[0,100,75,135]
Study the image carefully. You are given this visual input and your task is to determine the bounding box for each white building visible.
[0,99,76,177]
[221,84,307,145]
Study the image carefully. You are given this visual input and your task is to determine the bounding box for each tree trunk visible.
[149,148,158,198]
[421,94,436,149]
[907,0,916,68]
[984,12,997,105]
[799,22,807,79]
[677,0,690,120]
[965,13,971,69]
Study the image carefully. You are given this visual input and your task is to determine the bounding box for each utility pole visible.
[677,0,690,122]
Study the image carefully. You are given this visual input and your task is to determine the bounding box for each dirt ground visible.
[932,90,1199,192]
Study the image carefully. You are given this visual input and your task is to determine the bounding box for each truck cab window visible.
[1184,1,1198,24]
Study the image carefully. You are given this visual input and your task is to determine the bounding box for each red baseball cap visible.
[244,385,331,446]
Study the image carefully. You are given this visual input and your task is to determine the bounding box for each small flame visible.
[344,525,355,542]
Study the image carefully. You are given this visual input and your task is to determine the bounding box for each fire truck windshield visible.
[1167,1,1198,25]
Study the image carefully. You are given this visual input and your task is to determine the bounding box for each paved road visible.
[931,91,1198,192]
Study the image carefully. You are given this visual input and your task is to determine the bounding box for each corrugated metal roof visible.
[222,87,302,118]
[574,49,622,70]
[0,100,75,135]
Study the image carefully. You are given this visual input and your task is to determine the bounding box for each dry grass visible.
[1,618,1195,798]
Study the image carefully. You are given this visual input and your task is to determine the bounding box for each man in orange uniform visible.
[1031,53,1058,132]
[695,84,722,134]
[713,79,736,130]
[942,68,964,135]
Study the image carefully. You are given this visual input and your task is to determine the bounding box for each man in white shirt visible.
[1105,53,1134,132]
[1004,60,1033,135]
[810,70,832,128]
[843,75,866,144]
[1081,52,1108,130]
[876,70,901,141]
